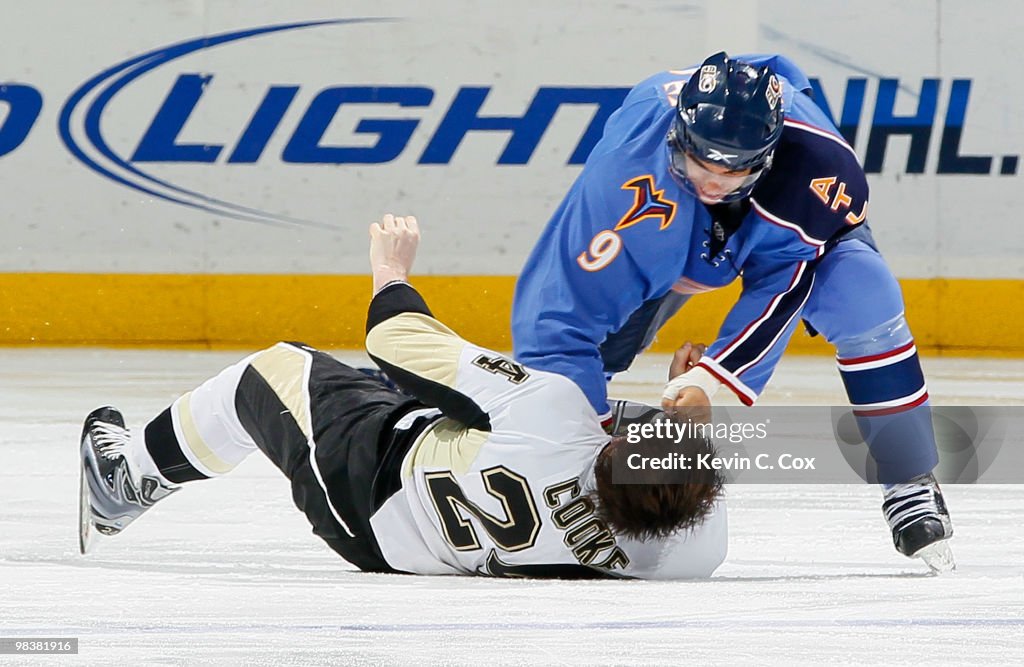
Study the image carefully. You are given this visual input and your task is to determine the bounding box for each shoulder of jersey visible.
[750,119,869,246]
[597,77,678,148]
[626,69,694,108]
[512,366,606,440]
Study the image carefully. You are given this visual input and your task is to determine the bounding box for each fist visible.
[661,386,712,425]
[369,214,420,292]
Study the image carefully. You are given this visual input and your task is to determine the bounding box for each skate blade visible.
[78,461,93,555]
[916,540,955,574]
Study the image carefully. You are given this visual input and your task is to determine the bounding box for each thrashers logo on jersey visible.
[576,175,678,272]
[581,177,675,274]
[614,175,677,232]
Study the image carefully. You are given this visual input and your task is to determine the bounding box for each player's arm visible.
[512,90,678,421]
[512,255,640,420]
[363,214,493,429]
[665,124,868,410]
[665,243,817,408]
[366,215,581,433]
[512,177,657,420]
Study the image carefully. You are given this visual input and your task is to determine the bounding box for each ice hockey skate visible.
[78,406,177,554]
[883,473,955,573]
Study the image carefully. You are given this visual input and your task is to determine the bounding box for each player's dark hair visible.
[591,427,724,541]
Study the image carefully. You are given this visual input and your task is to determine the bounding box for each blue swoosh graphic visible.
[59,19,394,229]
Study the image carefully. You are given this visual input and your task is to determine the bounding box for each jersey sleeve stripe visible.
[750,199,827,247]
[716,261,809,361]
[732,273,815,377]
[695,358,757,406]
[783,118,859,160]
[710,261,815,398]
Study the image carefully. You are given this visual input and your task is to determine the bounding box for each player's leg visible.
[230,342,423,572]
[804,236,937,481]
[79,347,265,549]
[80,341,422,570]
[802,232,953,568]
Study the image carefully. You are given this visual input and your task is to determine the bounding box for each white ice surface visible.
[1,349,1022,665]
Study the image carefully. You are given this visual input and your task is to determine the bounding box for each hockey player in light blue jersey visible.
[512,52,954,571]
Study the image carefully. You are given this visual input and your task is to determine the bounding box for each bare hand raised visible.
[369,214,420,293]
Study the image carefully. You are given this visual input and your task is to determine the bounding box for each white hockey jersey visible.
[365,282,727,579]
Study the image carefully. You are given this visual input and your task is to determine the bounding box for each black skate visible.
[882,473,954,573]
[78,406,177,554]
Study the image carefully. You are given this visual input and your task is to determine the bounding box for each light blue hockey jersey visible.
[512,55,868,416]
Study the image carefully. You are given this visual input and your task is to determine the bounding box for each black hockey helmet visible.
[667,52,785,201]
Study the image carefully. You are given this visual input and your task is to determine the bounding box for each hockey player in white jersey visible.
[78,214,727,579]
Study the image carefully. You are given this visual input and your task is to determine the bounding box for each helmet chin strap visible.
[694,152,770,268]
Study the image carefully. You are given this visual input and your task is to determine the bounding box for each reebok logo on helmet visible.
[705,148,739,163]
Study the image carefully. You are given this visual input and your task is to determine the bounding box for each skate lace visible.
[883,477,939,531]
[92,422,132,459]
